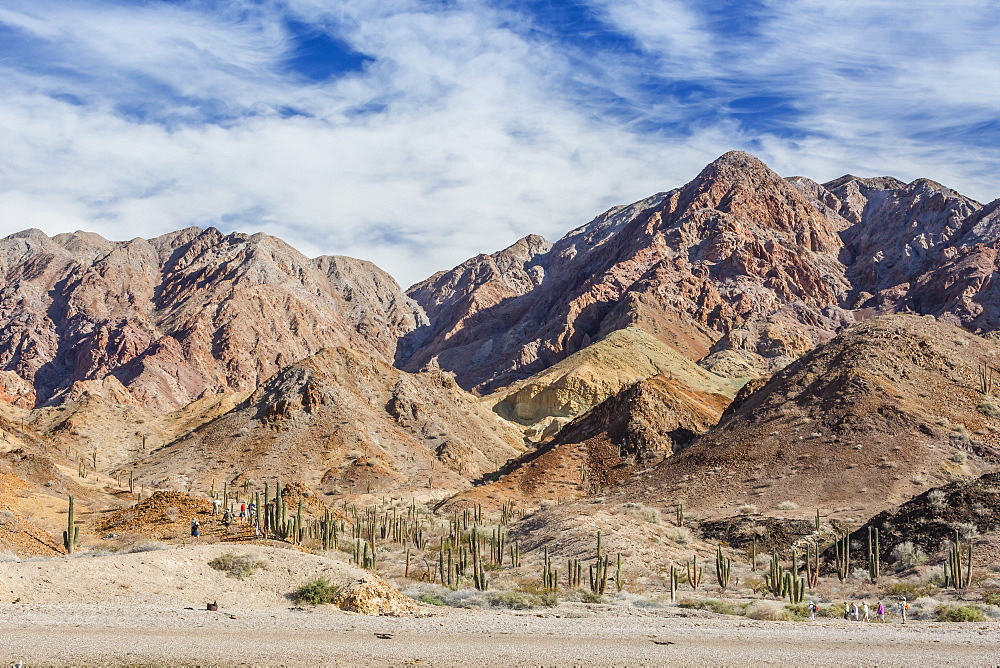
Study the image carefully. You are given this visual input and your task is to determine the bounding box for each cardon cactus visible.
[63,495,80,554]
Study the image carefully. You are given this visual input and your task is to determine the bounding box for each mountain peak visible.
[695,151,773,182]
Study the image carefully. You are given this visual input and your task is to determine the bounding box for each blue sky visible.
[0,0,998,287]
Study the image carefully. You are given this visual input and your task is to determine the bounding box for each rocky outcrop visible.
[132,346,525,494]
[0,227,426,412]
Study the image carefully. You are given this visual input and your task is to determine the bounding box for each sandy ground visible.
[2,602,999,666]
[1,544,999,666]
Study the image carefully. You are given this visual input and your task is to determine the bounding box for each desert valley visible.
[1,151,1000,664]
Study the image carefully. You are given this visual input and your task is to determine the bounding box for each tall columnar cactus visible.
[567,558,582,588]
[979,361,993,395]
[509,540,521,568]
[834,533,850,582]
[867,527,880,584]
[542,546,558,592]
[784,571,805,604]
[63,495,79,554]
[615,552,625,593]
[669,564,679,601]
[944,529,974,590]
[765,549,784,597]
[686,553,703,590]
[749,535,758,571]
[715,545,731,591]
[805,543,819,589]
[675,503,684,527]
[469,526,488,591]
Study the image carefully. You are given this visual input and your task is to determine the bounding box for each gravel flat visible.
[2,602,999,666]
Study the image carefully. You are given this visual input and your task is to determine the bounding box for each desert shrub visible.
[745,600,793,621]
[935,605,986,622]
[491,592,556,609]
[435,589,556,609]
[982,590,1000,606]
[889,542,927,569]
[971,502,992,517]
[0,510,14,525]
[949,451,968,465]
[128,541,167,553]
[208,552,268,580]
[953,522,980,541]
[581,591,604,604]
[417,593,445,606]
[783,603,811,620]
[978,400,1000,418]
[883,581,939,599]
[664,527,691,544]
[737,504,758,515]
[617,592,669,609]
[292,577,339,605]
[927,490,947,512]
[776,501,798,511]
[624,503,661,524]
[678,598,744,616]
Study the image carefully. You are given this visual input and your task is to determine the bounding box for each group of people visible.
[190,500,259,537]
[806,599,908,622]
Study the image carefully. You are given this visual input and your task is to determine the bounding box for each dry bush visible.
[890,541,927,569]
[664,526,691,545]
[776,501,798,511]
[745,600,793,621]
[208,552,269,580]
[928,490,947,512]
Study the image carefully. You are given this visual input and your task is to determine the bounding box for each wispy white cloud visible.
[0,0,997,289]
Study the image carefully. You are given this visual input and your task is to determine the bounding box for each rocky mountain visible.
[0,227,426,412]
[625,314,1000,520]
[400,152,857,393]
[131,346,525,495]
[401,152,1000,403]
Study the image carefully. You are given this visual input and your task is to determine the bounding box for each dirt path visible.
[2,603,998,666]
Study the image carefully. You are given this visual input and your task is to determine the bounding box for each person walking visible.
[876,601,886,622]
[239,502,246,522]
[898,597,908,623]
[223,508,233,534]
[844,601,850,620]
[212,498,222,515]
[863,601,870,622]
[808,601,817,620]
[190,518,200,537]
[851,601,859,621]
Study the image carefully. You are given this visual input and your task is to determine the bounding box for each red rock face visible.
[402,152,1000,394]
[401,151,855,392]
[0,227,426,412]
